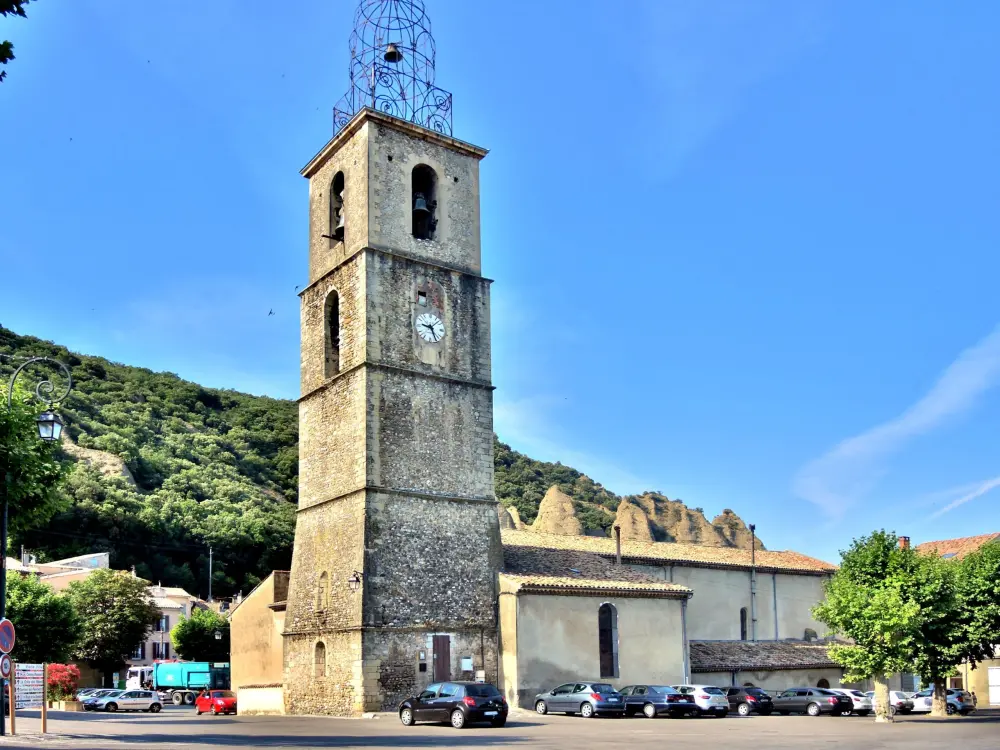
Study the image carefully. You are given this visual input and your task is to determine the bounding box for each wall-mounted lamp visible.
[347,571,363,592]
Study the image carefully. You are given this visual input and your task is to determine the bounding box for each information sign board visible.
[15,663,44,710]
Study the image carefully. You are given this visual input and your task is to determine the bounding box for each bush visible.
[47,664,81,701]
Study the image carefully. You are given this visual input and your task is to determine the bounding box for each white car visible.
[830,689,872,716]
[91,689,163,713]
[863,690,913,715]
[670,684,730,717]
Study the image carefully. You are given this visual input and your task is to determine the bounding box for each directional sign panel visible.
[0,619,15,654]
[15,663,44,710]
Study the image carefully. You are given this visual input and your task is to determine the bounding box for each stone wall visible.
[284,630,363,715]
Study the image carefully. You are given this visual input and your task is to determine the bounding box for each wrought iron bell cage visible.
[333,0,453,136]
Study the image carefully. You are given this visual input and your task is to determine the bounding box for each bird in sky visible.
[268,309,275,317]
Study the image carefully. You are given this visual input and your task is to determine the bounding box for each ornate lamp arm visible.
[2,354,74,411]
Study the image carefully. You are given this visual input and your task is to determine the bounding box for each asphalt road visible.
[0,705,996,749]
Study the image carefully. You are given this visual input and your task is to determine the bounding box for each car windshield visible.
[745,687,768,695]
[702,687,726,695]
[100,691,123,698]
[591,684,616,693]
[465,684,501,697]
[650,686,679,694]
[212,691,235,698]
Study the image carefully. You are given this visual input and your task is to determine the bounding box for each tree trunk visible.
[931,678,948,718]
[874,674,894,723]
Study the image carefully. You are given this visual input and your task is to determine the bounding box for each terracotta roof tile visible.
[690,640,841,672]
[502,544,690,598]
[501,530,836,574]
[915,533,1000,560]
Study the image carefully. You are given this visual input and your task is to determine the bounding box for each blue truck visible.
[126,662,230,705]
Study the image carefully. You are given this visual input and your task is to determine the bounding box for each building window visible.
[315,641,326,677]
[316,571,328,612]
[324,290,341,378]
[152,642,170,660]
[817,678,830,689]
[598,603,618,679]
[132,643,145,660]
[155,615,169,633]
[411,164,438,240]
[329,171,345,244]
[740,607,748,641]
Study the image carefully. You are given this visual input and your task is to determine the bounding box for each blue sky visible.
[2,1,998,564]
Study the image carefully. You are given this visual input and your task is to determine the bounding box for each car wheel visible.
[643,703,657,719]
[857,710,869,716]
[172,693,184,706]
[399,708,414,726]
[212,705,220,715]
[737,702,751,716]
[491,718,507,728]
[580,703,595,718]
[184,693,195,706]
[946,704,956,716]
[105,702,118,713]
[535,700,548,715]
[196,709,203,716]
[889,705,897,716]
[451,709,466,729]
[806,702,820,717]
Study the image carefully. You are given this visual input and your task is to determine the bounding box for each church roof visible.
[501,542,691,599]
[915,532,1000,560]
[500,530,836,575]
[689,640,841,672]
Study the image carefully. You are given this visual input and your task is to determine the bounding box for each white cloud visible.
[793,324,1000,515]
[928,475,1000,519]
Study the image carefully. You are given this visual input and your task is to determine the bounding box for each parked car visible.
[863,690,913,715]
[90,689,162,713]
[726,686,774,716]
[195,689,238,716]
[909,688,974,716]
[399,682,508,728]
[533,682,624,718]
[75,688,102,701]
[772,687,852,716]
[619,685,695,718]
[82,690,124,711]
[670,685,729,717]
[829,688,872,716]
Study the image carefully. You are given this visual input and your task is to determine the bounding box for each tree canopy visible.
[0,1,32,83]
[67,569,160,686]
[4,571,79,663]
[170,607,230,663]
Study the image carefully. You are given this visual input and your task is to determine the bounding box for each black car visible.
[772,687,852,716]
[399,681,508,729]
[726,686,773,716]
[619,685,696,718]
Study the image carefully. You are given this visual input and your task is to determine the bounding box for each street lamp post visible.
[0,355,72,736]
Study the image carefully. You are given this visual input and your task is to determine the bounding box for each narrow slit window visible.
[411,164,438,240]
[317,571,329,611]
[740,607,748,641]
[315,641,327,677]
[598,603,618,678]
[325,290,341,377]
[329,171,345,244]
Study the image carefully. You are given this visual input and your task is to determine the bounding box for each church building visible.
[229,0,843,716]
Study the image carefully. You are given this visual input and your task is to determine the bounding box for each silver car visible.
[910,688,974,715]
[830,688,872,716]
[91,689,163,713]
[533,682,625,718]
[671,684,730,717]
[82,689,124,711]
[863,690,913,715]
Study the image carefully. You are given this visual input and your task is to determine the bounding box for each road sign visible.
[15,664,44,710]
[0,655,10,680]
[0,620,15,654]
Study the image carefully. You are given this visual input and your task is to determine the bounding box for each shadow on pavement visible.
[30,733,527,748]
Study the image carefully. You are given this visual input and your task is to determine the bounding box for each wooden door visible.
[432,635,451,682]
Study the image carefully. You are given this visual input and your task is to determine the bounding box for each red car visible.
[195,690,238,715]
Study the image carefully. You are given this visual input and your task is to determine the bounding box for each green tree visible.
[813,531,921,723]
[4,571,79,663]
[170,608,230,662]
[0,1,32,83]
[0,386,68,534]
[67,569,159,686]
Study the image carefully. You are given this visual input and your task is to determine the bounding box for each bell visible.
[384,43,403,63]
[333,211,345,241]
[413,192,431,218]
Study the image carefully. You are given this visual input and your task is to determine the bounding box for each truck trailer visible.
[126,661,230,705]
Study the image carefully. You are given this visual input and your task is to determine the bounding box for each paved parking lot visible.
[0,706,996,749]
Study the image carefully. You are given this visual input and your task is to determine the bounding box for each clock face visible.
[415,312,445,343]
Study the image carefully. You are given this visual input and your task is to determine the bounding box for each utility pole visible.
[208,546,213,602]
[749,524,758,642]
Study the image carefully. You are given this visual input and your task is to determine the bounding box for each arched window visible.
[817,678,830,689]
[411,164,438,240]
[740,607,748,641]
[598,603,619,678]
[329,171,345,244]
[324,290,341,378]
[314,641,326,677]
[316,571,328,611]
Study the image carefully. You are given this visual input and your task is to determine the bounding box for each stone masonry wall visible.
[368,122,482,275]
[284,630,363,716]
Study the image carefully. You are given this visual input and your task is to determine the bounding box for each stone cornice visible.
[298,359,494,405]
[297,485,496,514]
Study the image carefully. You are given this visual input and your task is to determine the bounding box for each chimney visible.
[613,525,622,565]
[898,536,910,550]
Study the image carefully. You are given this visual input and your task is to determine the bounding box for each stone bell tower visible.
[282,0,501,715]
